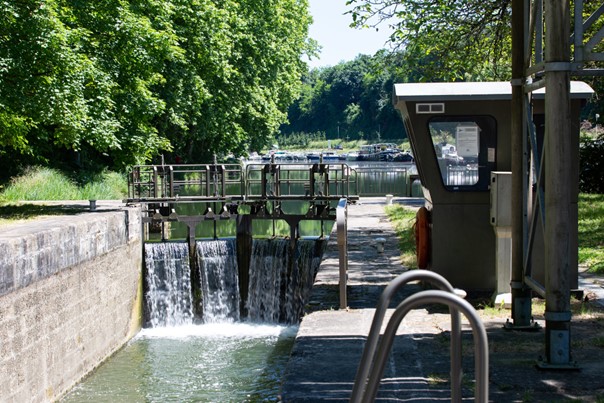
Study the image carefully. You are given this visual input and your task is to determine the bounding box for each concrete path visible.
[280,197,604,402]
[281,197,452,401]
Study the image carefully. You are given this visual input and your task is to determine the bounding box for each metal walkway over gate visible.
[126,162,357,203]
[125,162,358,236]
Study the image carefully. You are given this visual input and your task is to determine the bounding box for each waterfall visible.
[197,240,240,323]
[144,242,193,327]
[247,239,289,323]
[247,239,325,324]
[286,239,326,322]
[144,237,325,326]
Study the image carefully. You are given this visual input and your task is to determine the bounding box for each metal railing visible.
[350,165,410,196]
[351,270,489,403]
[445,165,479,186]
[127,162,356,203]
[244,162,353,201]
[127,164,244,201]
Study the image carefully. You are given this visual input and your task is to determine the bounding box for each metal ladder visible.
[350,270,489,402]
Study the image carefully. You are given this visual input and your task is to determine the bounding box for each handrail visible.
[127,162,420,201]
[360,290,489,403]
[349,165,409,197]
[336,198,348,309]
[350,270,463,403]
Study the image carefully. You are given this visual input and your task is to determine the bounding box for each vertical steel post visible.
[236,215,252,317]
[220,165,226,197]
[542,0,574,368]
[188,222,202,318]
[337,198,348,309]
[205,165,210,196]
[510,0,533,327]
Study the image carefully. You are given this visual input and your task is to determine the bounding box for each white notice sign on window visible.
[456,125,480,158]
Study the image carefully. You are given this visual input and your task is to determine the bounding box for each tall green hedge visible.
[580,135,604,194]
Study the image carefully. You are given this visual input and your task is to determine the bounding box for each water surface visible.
[61,323,297,402]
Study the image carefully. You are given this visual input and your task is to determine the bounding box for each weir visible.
[144,242,193,327]
[196,239,240,323]
[132,161,352,325]
[144,238,326,325]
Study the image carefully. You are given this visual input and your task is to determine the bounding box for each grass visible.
[0,166,128,226]
[0,166,127,202]
[384,204,418,268]
[578,193,604,274]
[385,193,604,274]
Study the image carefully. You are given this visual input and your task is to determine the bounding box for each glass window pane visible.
[428,116,496,191]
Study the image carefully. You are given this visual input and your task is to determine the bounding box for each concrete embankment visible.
[0,202,143,402]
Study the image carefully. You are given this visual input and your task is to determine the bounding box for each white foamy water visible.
[144,242,193,327]
[137,322,298,340]
[197,240,241,323]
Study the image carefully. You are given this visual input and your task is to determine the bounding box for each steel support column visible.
[236,215,253,317]
[541,0,574,368]
[510,0,533,328]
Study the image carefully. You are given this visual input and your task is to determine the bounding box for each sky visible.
[306,0,392,69]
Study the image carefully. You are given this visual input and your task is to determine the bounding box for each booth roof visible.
[393,81,594,102]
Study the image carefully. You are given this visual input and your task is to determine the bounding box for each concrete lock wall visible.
[0,205,143,402]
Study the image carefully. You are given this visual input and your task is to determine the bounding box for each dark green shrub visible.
[580,135,604,194]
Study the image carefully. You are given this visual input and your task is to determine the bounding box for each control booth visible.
[393,81,593,292]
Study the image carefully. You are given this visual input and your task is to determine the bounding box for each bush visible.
[276,131,326,148]
[580,135,604,194]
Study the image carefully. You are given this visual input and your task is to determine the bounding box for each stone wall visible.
[0,205,143,402]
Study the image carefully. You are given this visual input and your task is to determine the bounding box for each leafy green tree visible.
[58,0,177,165]
[281,53,405,141]
[346,0,512,81]
[0,0,314,178]
[0,0,176,174]
[156,0,313,162]
[0,1,90,157]
[580,134,604,194]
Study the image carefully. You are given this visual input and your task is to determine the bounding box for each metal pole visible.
[510,0,533,327]
[236,215,252,317]
[541,0,574,368]
[351,270,463,403]
[337,198,348,309]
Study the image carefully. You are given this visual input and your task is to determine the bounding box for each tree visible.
[57,0,177,166]
[346,0,513,81]
[0,0,314,177]
[0,0,176,172]
[281,53,406,140]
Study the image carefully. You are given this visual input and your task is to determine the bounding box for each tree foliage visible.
[580,134,604,194]
[345,0,513,81]
[0,0,312,178]
[282,53,405,141]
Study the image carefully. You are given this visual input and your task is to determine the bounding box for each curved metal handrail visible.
[361,289,489,403]
[350,270,463,403]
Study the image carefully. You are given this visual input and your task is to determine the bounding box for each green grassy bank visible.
[0,167,127,226]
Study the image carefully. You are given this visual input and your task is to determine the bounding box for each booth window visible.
[428,116,496,191]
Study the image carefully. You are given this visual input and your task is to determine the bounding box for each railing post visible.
[337,198,348,309]
[152,166,158,198]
